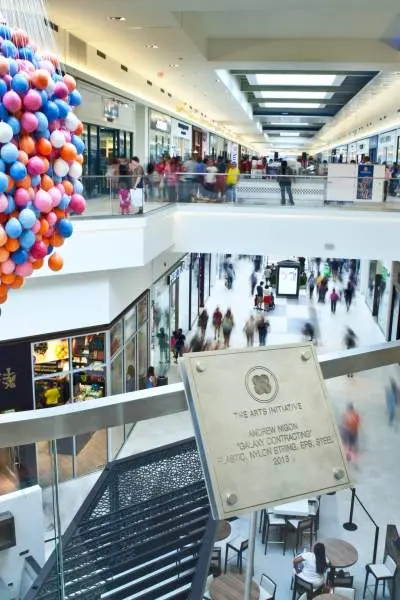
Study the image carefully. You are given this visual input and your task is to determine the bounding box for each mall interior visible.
[0,1,400,599]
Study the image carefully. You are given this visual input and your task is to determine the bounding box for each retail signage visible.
[231,143,239,164]
[181,344,350,519]
[171,119,192,139]
[357,164,374,200]
[167,264,184,285]
[150,111,171,134]
[104,99,119,120]
[0,341,34,413]
[378,132,396,146]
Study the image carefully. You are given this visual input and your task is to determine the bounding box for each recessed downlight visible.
[108,16,126,21]
[168,64,179,68]
[144,44,159,49]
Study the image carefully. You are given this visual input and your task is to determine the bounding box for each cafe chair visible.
[203,574,214,599]
[363,555,397,600]
[259,573,277,600]
[261,511,287,555]
[224,536,249,574]
[292,574,324,600]
[287,518,315,554]
[210,546,222,577]
[334,587,356,600]
[332,572,354,588]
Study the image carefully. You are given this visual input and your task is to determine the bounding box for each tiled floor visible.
[44,257,400,600]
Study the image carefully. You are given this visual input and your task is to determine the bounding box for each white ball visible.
[64,112,79,132]
[46,79,55,95]
[54,158,69,177]
[50,129,65,149]
[0,122,14,144]
[69,161,82,178]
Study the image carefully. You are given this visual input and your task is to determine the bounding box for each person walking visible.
[277,160,294,205]
[243,315,256,346]
[250,270,258,296]
[386,379,398,427]
[344,327,357,377]
[344,281,354,312]
[145,366,158,388]
[257,314,270,346]
[342,402,360,462]
[222,309,234,348]
[256,281,264,310]
[174,328,186,359]
[330,288,339,314]
[212,306,223,340]
[198,307,209,339]
[226,161,240,203]
[308,272,315,300]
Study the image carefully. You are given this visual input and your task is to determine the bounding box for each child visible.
[119,183,131,215]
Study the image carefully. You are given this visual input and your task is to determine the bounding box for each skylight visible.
[280,132,300,137]
[256,91,332,100]
[270,122,311,126]
[250,74,342,87]
[259,102,325,109]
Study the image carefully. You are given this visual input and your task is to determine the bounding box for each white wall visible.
[75,83,135,131]
[0,486,44,598]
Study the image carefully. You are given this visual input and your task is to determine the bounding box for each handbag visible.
[130,187,143,208]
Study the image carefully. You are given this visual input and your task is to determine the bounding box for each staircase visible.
[25,439,216,600]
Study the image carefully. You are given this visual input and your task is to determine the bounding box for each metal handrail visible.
[0,341,399,449]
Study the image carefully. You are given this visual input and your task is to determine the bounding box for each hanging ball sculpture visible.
[0,23,86,304]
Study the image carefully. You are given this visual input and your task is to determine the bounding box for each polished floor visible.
[43,258,399,600]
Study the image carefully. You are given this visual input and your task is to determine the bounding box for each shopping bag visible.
[130,188,143,209]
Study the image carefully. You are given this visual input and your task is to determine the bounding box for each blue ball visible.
[10,161,27,181]
[11,73,29,94]
[47,244,54,255]
[53,73,63,82]
[0,160,6,174]
[19,230,35,250]
[0,105,9,121]
[12,248,28,264]
[73,179,83,194]
[2,41,17,58]
[30,175,41,187]
[19,208,36,229]
[35,111,49,132]
[7,116,20,135]
[38,90,48,108]
[8,59,18,76]
[0,79,7,99]
[0,26,11,40]
[1,143,18,164]
[57,218,73,238]
[69,90,82,107]
[54,99,70,119]
[5,217,22,239]
[18,47,34,62]
[0,171,8,192]
[58,194,70,210]
[72,135,85,154]
[44,100,59,122]
[4,196,15,214]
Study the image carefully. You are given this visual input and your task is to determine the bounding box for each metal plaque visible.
[180,343,351,519]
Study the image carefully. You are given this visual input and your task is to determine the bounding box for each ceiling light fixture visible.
[256,91,332,100]
[109,16,126,21]
[250,74,343,87]
[144,44,158,49]
[169,64,179,68]
[260,102,324,109]
[270,122,311,126]
[280,132,301,137]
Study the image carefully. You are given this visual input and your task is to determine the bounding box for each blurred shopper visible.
[344,327,357,377]
[278,160,294,206]
[293,542,328,590]
[182,155,198,201]
[170,330,178,363]
[308,272,315,300]
[119,181,131,215]
[257,314,270,346]
[330,288,339,314]
[244,315,256,346]
[222,309,234,348]
[384,162,391,202]
[225,262,235,290]
[164,157,179,202]
[342,402,360,461]
[302,321,315,343]
[204,159,218,199]
[198,306,209,339]
[344,281,354,312]
[226,161,240,203]
[216,155,227,200]
[130,156,145,214]
[212,306,223,340]
[189,330,204,352]
[174,328,186,359]
[250,270,258,296]
[386,378,398,427]
[145,366,158,389]
[156,327,169,363]
[256,281,264,310]
[390,163,399,196]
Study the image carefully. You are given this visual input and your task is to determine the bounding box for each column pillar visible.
[134,103,149,164]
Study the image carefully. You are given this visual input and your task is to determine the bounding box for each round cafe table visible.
[215,520,232,542]
[319,538,358,568]
[210,573,259,600]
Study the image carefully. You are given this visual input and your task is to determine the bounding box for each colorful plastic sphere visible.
[12,29,30,48]
[34,189,52,213]
[35,111,48,132]
[15,261,33,277]
[48,252,63,271]
[48,187,61,207]
[19,230,35,250]
[54,99,69,119]
[10,161,27,181]
[63,74,76,92]
[14,188,30,208]
[4,195,15,214]
[69,161,82,178]
[53,158,69,177]
[1,143,18,164]
[0,78,7,98]
[21,112,38,133]
[18,207,36,229]
[12,247,29,263]
[60,143,77,162]
[71,135,85,154]
[31,68,49,89]
[31,240,47,259]
[7,116,20,136]
[69,90,82,107]
[0,122,13,144]
[2,258,15,274]
[18,47,34,62]
[11,72,29,93]
[44,100,59,121]
[57,218,73,238]
[27,156,46,176]
[1,40,17,58]
[73,179,83,194]
[50,130,65,149]
[19,135,35,155]
[0,193,8,212]
[0,172,8,194]
[23,89,42,111]
[0,26,11,41]
[53,81,69,99]
[5,216,22,238]
[3,89,21,112]
[70,193,86,214]
[64,112,79,132]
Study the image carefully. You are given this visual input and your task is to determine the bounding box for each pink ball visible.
[34,189,52,213]
[46,211,57,226]
[39,60,55,74]
[30,240,47,259]
[2,259,15,275]
[49,119,61,132]
[56,183,65,195]
[70,193,86,215]
[0,193,8,212]
[15,261,33,277]
[21,112,38,133]
[14,188,30,207]
[43,226,54,238]
[53,81,69,99]
[27,156,46,176]
[3,90,22,113]
[23,89,42,111]
[62,130,71,143]
[3,74,11,87]
[49,187,61,207]
[32,220,40,234]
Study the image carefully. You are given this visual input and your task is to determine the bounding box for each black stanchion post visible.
[372,526,379,564]
[343,487,358,531]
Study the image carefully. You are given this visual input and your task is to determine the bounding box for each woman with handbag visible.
[130,156,145,214]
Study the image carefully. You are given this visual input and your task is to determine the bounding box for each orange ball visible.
[63,74,76,92]
[0,248,9,262]
[5,238,19,252]
[75,122,83,136]
[51,233,64,247]
[10,275,24,289]
[75,154,84,165]
[41,175,54,191]
[41,158,49,173]
[16,175,31,189]
[19,135,35,155]
[36,138,52,156]
[18,150,29,165]
[63,181,73,195]
[53,208,65,219]
[32,259,43,270]
[6,176,14,193]
[0,283,8,297]
[39,219,49,235]
[0,294,8,304]
[48,252,64,272]
[60,143,77,162]
[0,57,8,75]
[2,274,15,285]
[31,69,49,90]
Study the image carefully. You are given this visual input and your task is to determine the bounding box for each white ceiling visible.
[46,0,400,154]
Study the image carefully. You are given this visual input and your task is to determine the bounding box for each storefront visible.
[192,126,203,159]
[0,292,150,493]
[368,135,378,164]
[336,145,348,163]
[365,260,392,338]
[377,131,397,165]
[348,142,357,163]
[171,118,192,160]
[149,110,171,162]
[189,253,212,329]
[356,139,370,163]
[209,134,226,159]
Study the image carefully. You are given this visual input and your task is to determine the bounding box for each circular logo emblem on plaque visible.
[245,366,279,404]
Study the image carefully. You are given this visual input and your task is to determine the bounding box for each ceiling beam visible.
[231,69,377,76]
[250,98,346,105]
[240,84,361,93]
